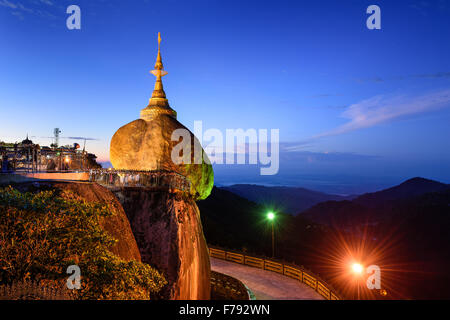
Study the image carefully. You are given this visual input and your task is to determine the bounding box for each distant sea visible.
[100,161,413,195]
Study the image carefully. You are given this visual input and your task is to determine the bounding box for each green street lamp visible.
[267,212,275,257]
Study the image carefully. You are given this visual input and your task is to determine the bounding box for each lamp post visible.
[267,212,275,257]
[65,156,70,171]
[351,262,363,300]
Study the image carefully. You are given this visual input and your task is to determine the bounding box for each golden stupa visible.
[110,33,214,200]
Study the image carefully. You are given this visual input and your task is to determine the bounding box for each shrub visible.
[0,186,166,300]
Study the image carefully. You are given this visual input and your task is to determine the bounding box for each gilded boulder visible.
[110,114,213,200]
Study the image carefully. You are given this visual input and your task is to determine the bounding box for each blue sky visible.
[1,0,450,193]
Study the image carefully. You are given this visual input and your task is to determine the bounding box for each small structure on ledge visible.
[0,135,100,173]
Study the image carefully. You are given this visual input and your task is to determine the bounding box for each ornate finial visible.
[140,32,177,121]
[149,32,168,100]
[158,32,161,51]
[152,32,166,73]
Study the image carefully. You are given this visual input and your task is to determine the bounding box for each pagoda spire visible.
[149,32,169,104]
[141,32,177,120]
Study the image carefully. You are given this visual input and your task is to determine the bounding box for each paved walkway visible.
[210,257,324,300]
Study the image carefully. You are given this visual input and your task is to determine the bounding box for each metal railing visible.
[1,170,88,174]
[208,246,342,300]
[88,169,191,193]
[0,280,74,300]
[210,270,252,300]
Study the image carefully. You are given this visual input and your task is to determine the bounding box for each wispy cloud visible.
[1,1,33,13]
[0,0,57,19]
[0,0,17,9]
[410,1,430,16]
[39,0,53,5]
[66,137,99,141]
[288,89,450,149]
[317,89,450,138]
[11,10,23,19]
[279,149,379,163]
[32,136,100,141]
[356,77,384,83]
[357,72,450,83]
[309,93,343,98]
[323,105,348,110]
[410,72,450,79]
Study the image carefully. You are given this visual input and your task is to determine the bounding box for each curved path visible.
[210,257,324,300]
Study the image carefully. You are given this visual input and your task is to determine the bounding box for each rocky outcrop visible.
[6,181,141,262]
[110,115,214,200]
[109,33,214,201]
[103,33,212,299]
[113,187,211,300]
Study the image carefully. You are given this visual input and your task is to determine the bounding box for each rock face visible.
[110,115,214,200]
[6,181,142,262]
[113,188,211,300]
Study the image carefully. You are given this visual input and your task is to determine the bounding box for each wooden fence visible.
[209,247,341,300]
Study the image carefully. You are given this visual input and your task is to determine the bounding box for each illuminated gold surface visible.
[110,33,213,200]
[140,31,176,120]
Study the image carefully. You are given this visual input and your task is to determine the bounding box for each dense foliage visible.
[0,186,166,300]
[198,187,328,260]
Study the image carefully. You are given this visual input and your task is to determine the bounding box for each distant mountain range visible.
[301,177,450,227]
[222,184,356,215]
[295,177,450,299]
[200,177,450,299]
[353,177,449,208]
[197,186,331,273]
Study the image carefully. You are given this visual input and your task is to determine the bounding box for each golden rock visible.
[110,33,213,200]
